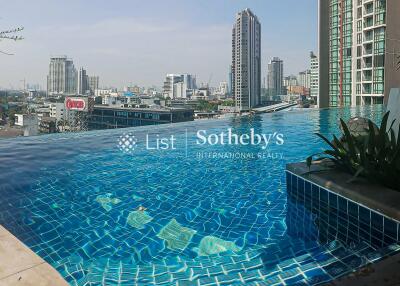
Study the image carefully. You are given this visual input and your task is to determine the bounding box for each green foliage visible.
[307,112,400,191]
[222,99,235,107]
[197,100,218,112]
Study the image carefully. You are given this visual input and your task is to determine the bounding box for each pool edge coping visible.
[0,225,69,286]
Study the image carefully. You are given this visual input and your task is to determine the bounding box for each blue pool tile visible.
[292,175,298,192]
[311,185,319,204]
[371,212,383,231]
[347,201,358,218]
[199,276,217,285]
[359,207,370,226]
[298,177,305,192]
[338,197,347,214]
[285,273,305,285]
[320,189,328,205]
[216,273,240,284]
[383,235,396,245]
[240,270,262,283]
[384,218,397,240]
[286,172,292,188]
[191,268,209,279]
[359,228,371,244]
[305,273,331,285]
[323,261,350,278]
[305,181,311,194]
[328,193,338,210]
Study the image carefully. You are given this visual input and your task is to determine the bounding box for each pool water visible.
[0,105,396,285]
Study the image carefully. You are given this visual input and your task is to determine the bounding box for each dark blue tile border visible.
[286,171,400,249]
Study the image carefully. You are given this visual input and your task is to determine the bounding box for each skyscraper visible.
[298,70,311,89]
[231,8,261,112]
[319,0,400,107]
[77,67,89,95]
[310,52,319,103]
[267,57,284,97]
[47,56,77,96]
[89,76,99,95]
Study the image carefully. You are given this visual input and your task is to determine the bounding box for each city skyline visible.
[0,0,317,90]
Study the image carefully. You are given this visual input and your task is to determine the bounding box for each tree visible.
[0,26,24,55]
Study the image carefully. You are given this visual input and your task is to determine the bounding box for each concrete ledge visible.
[287,161,400,221]
[0,225,68,286]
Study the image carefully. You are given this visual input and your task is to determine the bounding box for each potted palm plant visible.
[307,112,400,191]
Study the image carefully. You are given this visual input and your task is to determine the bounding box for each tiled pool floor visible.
[55,237,400,285]
[0,106,395,285]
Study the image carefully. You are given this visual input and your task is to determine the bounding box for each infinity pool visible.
[0,106,393,285]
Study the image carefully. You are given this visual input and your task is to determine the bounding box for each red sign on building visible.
[65,97,87,111]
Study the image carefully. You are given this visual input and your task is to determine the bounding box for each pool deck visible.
[0,225,68,286]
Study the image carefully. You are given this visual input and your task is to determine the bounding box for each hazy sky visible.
[0,0,317,90]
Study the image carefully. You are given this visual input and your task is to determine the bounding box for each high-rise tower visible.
[232,9,261,112]
[47,56,77,96]
[267,57,284,97]
[318,0,400,107]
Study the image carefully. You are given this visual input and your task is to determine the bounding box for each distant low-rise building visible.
[95,88,117,97]
[14,114,38,136]
[39,117,57,134]
[87,105,194,130]
[162,74,196,99]
[49,103,65,121]
[287,85,310,96]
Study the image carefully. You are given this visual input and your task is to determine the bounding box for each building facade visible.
[89,76,99,95]
[310,51,319,102]
[77,67,89,95]
[162,74,196,99]
[39,117,57,134]
[49,103,65,121]
[298,70,311,89]
[47,56,77,96]
[232,9,261,112]
[319,0,400,107]
[267,57,284,97]
[88,106,194,130]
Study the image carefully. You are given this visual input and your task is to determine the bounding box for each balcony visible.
[363,83,372,94]
[364,33,373,42]
[363,75,372,81]
[363,62,372,69]
[364,49,373,56]
[364,17,374,29]
[364,4,374,15]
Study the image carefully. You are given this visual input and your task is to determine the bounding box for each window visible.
[374,55,385,67]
